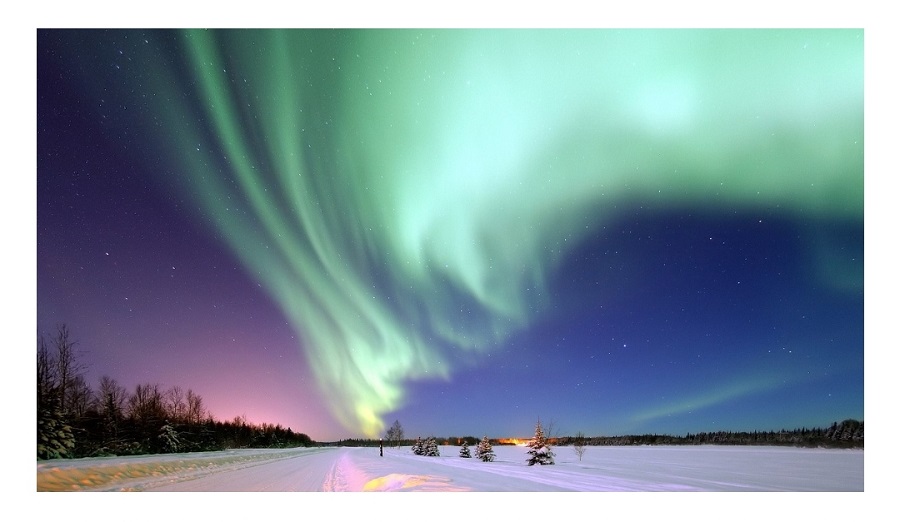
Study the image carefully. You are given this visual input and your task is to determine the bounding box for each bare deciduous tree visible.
[128,383,164,424]
[37,335,56,408]
[65,374,93,419]
[166,385,186,422]
[38,324,86,416]
[186,389,205,424]
[52,324,84,416]
[96,375,128,444]
[385,419,404,448]
[573,431,588,461]
[96,375,128,420]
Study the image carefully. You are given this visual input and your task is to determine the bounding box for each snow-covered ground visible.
[37,444,862,492]
[32,444,869,520]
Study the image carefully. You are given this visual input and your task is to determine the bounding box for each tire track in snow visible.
[322,449,370,491]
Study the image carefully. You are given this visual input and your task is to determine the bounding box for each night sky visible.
[35,29,864,442]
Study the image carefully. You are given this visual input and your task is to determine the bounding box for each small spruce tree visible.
[158,421,181,453]
[424,436,440,456]
[526,419,555,465]
[37,391,75,460]
[412,436,424,455]
[459,440,471,458]
[475,436,495,462]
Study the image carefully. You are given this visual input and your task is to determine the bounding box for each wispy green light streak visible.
[628,373,791,427]
[142,29,861,436]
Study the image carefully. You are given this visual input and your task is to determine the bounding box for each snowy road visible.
[149,447,352,491]
[36,445,864,492]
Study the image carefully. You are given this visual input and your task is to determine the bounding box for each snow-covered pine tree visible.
[158,421,181,453]
[424,436,440,456]
[526,419,555,465]
[475,435,495,462]
[459,440,471,458]
[37,392,75,460]
[412,436,424,455]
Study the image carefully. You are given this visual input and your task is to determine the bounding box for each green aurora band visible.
[136,30,861,436]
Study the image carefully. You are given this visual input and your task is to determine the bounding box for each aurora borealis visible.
[37,29,864,441]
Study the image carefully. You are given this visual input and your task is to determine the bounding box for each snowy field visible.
[37,444,862,492]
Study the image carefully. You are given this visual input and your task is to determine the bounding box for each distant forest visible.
[331,418,863,450]
[37,324,862,460]
[554,419,863,449]
[37,325,313,460]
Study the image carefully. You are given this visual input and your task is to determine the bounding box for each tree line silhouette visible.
[326,418,864,451]
[37,324,313,460]
[37,324,862,460]
[554,419,863,449]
